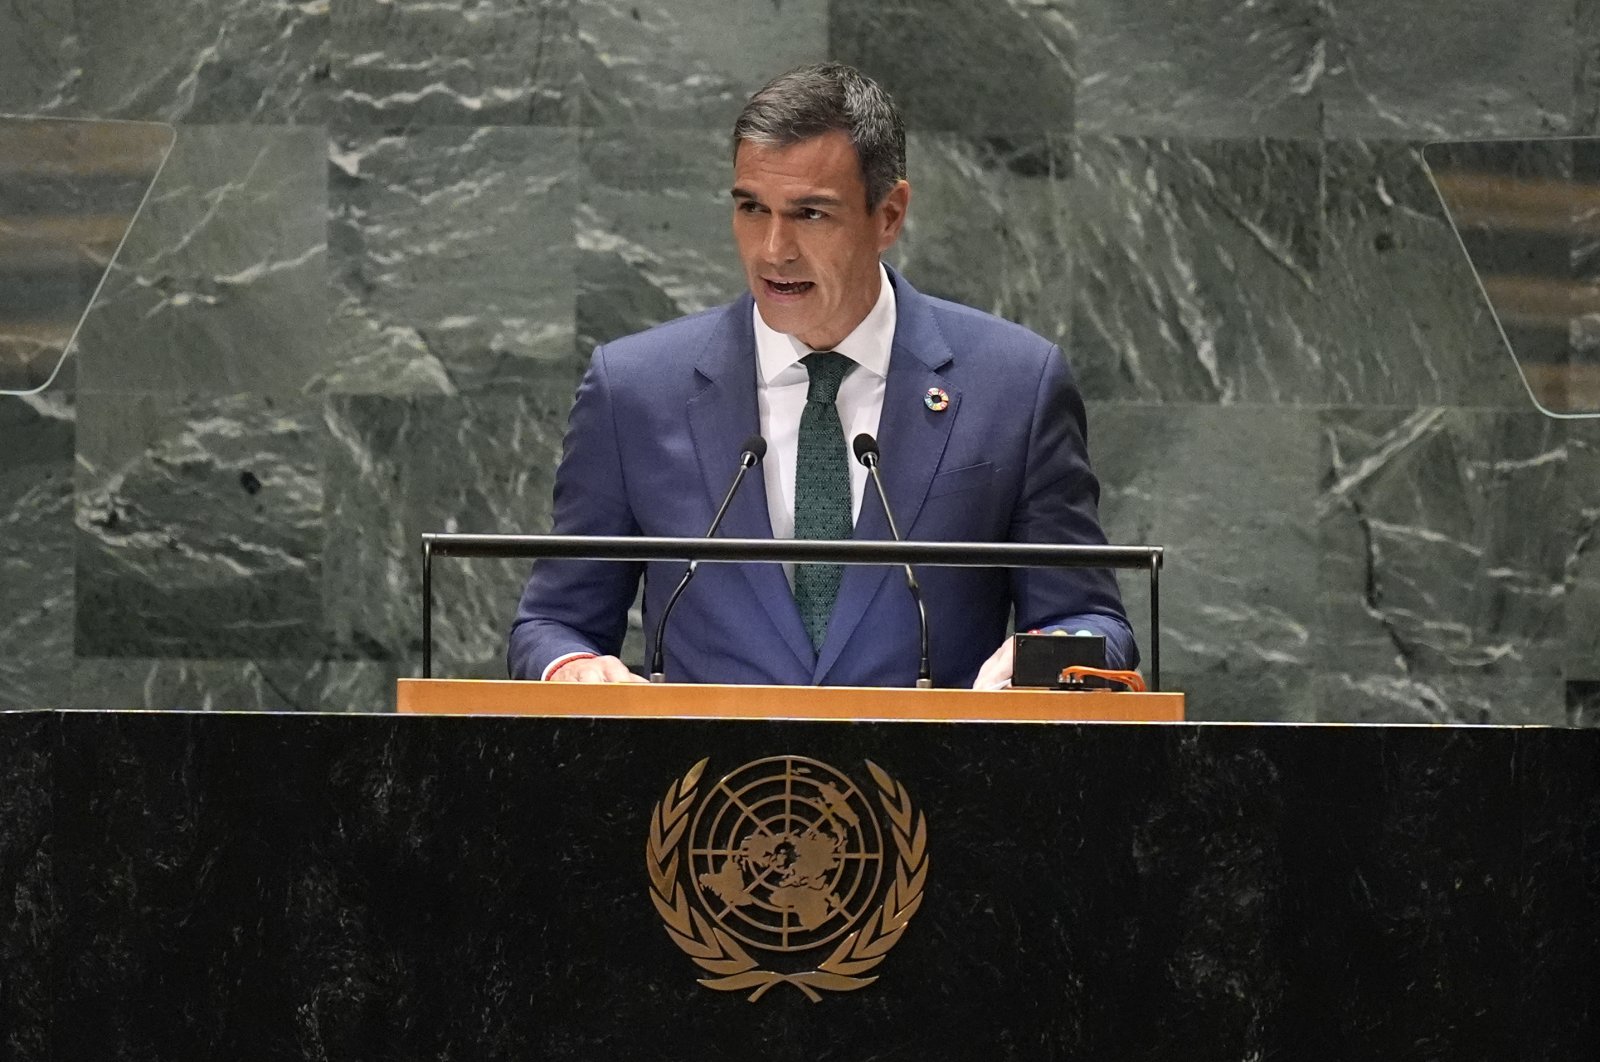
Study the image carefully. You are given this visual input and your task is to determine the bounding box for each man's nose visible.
[762,216,798,262]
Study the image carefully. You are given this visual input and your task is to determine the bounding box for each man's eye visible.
[736,201,764,214]
[799,208,825,221]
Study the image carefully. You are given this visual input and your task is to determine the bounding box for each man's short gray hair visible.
[732,63,907,210]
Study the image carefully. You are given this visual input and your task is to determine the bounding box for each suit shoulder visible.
[919,292,1057,362]
[593,303,738,373]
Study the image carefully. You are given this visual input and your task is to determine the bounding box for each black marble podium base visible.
[1,712,1595,1060]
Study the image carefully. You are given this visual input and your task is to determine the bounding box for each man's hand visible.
[548,655,648,683]
[972,638,1013,690]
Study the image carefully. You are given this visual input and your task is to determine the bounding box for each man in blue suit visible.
[509,63,1134,688]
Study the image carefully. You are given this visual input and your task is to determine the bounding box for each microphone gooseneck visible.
[650,435,766,682]
[853,433,933,689]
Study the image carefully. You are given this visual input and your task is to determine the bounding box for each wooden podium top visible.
[396,679,1184,722]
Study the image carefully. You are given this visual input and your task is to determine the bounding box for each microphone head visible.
[852,432,880,465]
[740,435,768,462]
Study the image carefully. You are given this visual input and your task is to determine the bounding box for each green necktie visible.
[793,351,856,651]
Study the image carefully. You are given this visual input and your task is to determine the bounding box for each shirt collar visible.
[754,262,897,385]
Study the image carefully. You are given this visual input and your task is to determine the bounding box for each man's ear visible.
[876,179,911,251]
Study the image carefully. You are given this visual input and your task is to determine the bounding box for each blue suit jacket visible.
[509,269,1135,687]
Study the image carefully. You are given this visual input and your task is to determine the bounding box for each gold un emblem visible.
[646,756,929,1002]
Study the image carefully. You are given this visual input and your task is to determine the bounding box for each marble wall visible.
[0,0,1595,720]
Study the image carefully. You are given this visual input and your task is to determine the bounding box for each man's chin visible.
[754,300,814,338]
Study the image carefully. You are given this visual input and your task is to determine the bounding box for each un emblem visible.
[646,756,929,1002]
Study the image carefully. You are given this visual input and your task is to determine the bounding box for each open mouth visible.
[765,279,814,296]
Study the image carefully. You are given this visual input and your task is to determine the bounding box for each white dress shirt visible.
[754,263,896,583]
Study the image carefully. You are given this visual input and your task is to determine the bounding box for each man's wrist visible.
[542,652,597,680]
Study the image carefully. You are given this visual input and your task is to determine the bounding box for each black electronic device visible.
[1011,632,1109,689]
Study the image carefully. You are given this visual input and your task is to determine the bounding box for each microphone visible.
[650,435,767,682]
[852,433,933,689]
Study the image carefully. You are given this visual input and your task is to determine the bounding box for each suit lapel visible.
[815,272,960,683]
[686,298,815,675]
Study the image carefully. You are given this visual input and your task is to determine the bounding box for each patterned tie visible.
[793,351,856,651]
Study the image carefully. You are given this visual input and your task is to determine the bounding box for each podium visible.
[396,677,1186,721]
[1,704,1593,1059]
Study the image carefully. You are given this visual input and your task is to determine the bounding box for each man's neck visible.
[754,264,896,384]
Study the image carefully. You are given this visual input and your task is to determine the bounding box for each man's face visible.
[731,131,909,350]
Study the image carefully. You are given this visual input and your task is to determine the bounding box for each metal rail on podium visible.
[414,533,1174,718]
[419,533,1166,684]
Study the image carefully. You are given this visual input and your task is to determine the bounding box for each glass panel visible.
[0,116,175,394]
[1424,138,1600,418]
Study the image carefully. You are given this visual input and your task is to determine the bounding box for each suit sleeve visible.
[507,345,644,678]
[1008,345,1139,669]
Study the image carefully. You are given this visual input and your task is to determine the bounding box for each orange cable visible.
[1058,665,1147,693]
